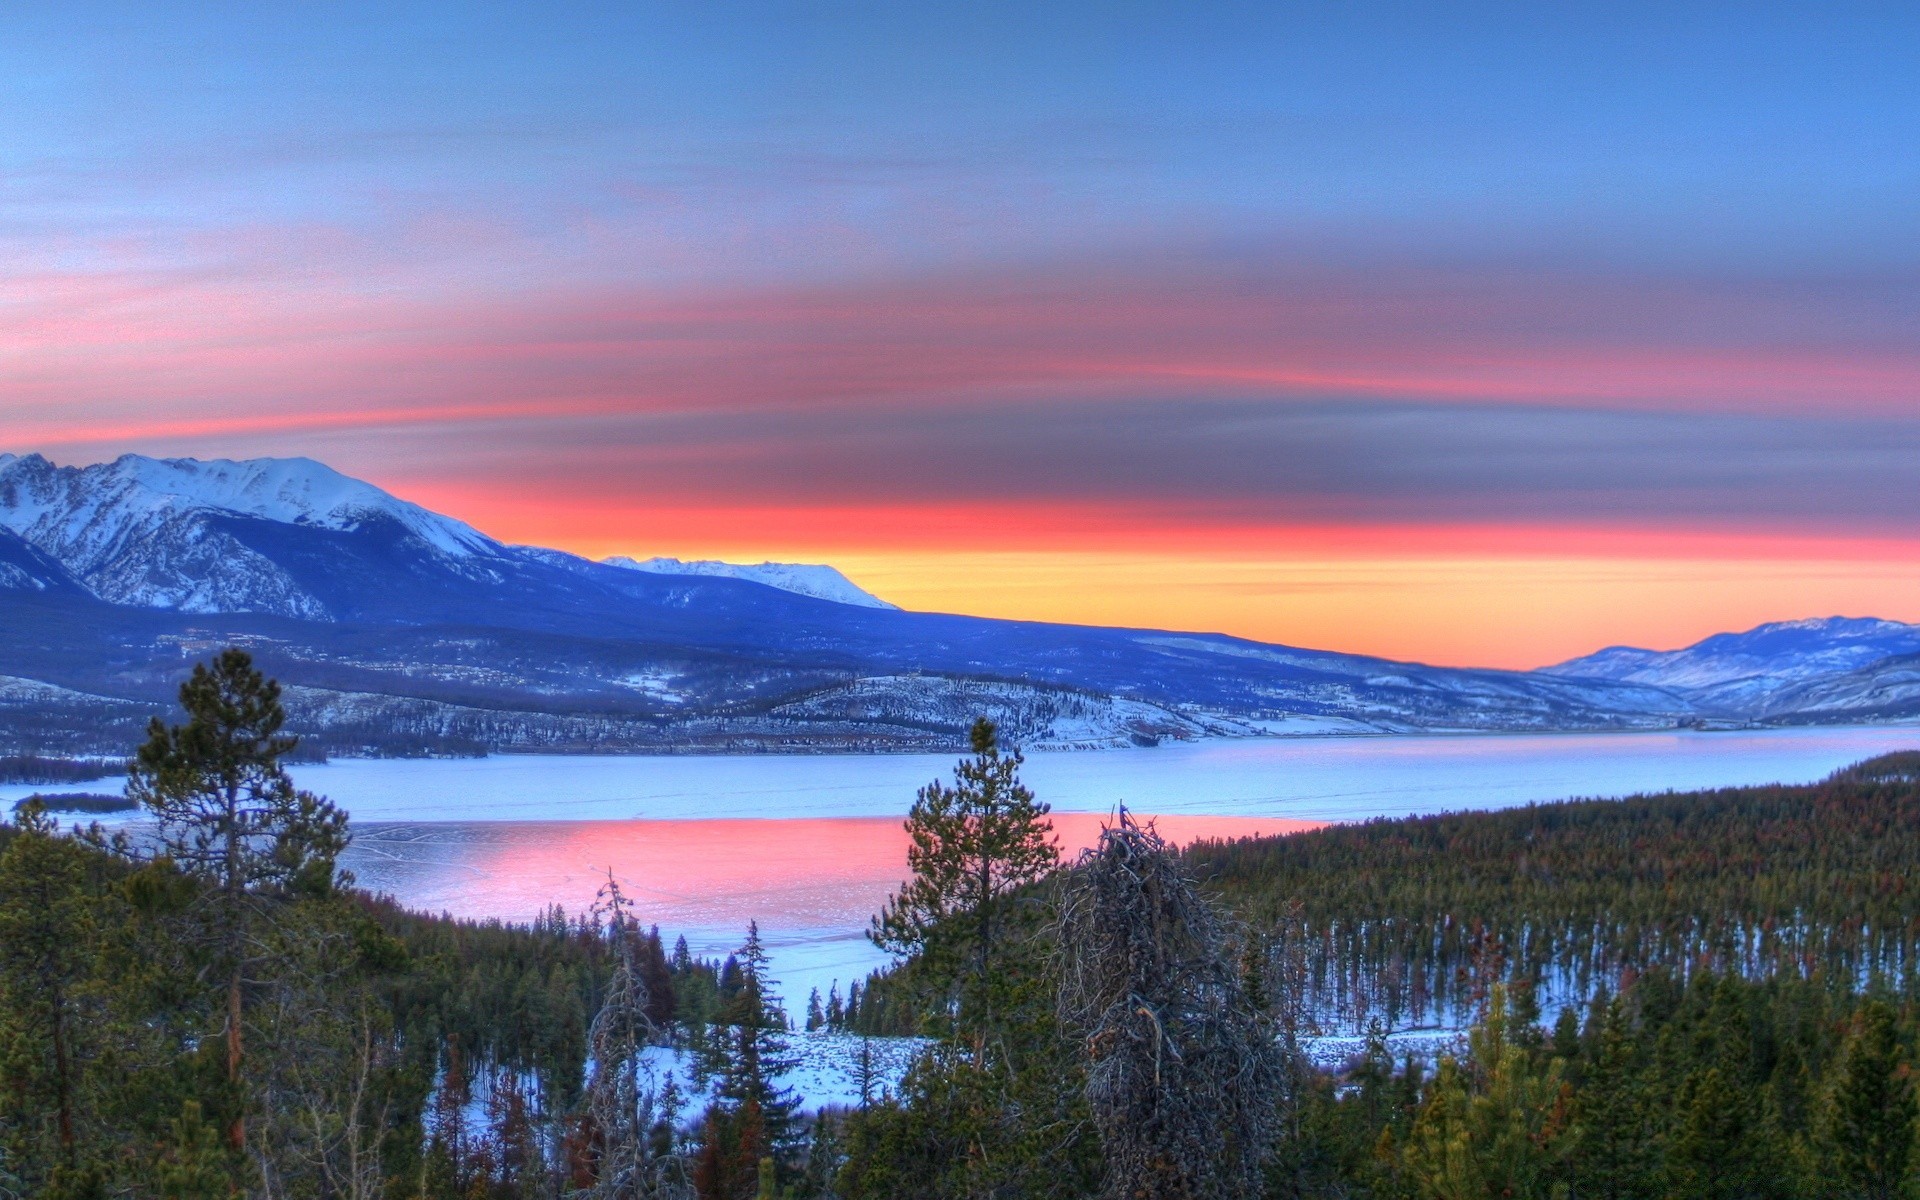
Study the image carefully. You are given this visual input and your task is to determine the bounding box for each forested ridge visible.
[1,650,1916,1198]
[1187,751,1920,1032]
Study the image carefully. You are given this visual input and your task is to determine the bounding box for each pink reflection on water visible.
[346,812,1318,932]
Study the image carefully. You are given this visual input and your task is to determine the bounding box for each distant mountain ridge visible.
[0,451,1914,755]
[1543,616,1920,714]
[603,555,896,609]
[0,453,882,615]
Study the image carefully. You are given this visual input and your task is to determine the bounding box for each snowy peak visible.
[0,452,506,617]
[1541,616,1920,703]
[603,555,898,610]
[0,453,497,560]
[0,450,903,620]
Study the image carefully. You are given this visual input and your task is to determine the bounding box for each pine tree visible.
[1400,986,1569,1200]
[640,925,678,1028]
[0,803,103,1182]
[869,718,1057,1022]
[485,1070,543,1199]
[126,649,349,1148]
[854,1033,877,1110]
[1668,1065,1753,1200]
[154,1101,238,1200]
[719,923,800,1149]
[1814,1000,1915,1200]
[691,923,802,1196]
[1569,999,1658,1200]
[425,1035,473,1199]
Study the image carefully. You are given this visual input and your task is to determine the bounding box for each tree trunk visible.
[225,779,246,1150]
[976,852,993,975]
[50,983,75,1158]
[228,966,245,1148]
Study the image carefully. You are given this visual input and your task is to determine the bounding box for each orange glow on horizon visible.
[389,486,1920,670]
[10,264,1919,673]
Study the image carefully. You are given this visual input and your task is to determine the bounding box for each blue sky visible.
[5,3,1919,664]
[9,3,1914,278]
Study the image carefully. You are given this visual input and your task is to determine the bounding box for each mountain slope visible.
[1543,617,1920,712]
[0,453,501,618]
[0,527,87,595]
[1759,652,1920,722]
[0,452,494,557]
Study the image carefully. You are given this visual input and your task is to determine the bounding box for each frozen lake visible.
[9,724,1916,1004]
[263,723,1920,824]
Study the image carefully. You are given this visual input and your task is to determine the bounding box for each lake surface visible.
[10,725,1916,1002]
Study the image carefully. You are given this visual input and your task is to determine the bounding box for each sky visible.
[4,2,1919,668]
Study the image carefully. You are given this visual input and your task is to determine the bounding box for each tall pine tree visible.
[126,648,349,1148]
[1814,1000,1915,1200]
[697,922,799,1198]
[870,718,1057,1027]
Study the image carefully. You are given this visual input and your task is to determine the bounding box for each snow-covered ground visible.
[647,1027,1463,1115]
[636,1031,930,1115]
[1299,1028,1467,1074]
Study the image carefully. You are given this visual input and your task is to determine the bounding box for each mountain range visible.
[2,451,1916,757]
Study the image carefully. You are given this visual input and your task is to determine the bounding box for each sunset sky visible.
[5,3,1919,668]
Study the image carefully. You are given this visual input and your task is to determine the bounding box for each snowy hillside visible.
[1757,653,1920,722]
[0,453,502,616]
[0,452,495,558]
[1543,617,1920,711]
[604,555,897,609]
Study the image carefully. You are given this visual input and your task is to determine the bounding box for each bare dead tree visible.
[1055,811,1286,1200]
[582,873,689,1200]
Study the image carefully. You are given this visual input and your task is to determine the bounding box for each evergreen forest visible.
[2,651,1916,1199]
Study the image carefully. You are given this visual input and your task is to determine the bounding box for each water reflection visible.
[343,813,1316,999]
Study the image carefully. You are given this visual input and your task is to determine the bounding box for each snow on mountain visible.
[0,527,82,594]
[0,453,502,616]
[1541,616,1920,711]
[765,675,1212,749]
[4,448,1911,744]
[603,555,897,609]
[1761,652,1920,721]
[0,453,495,560]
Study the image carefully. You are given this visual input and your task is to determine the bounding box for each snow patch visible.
[615,668,689,704]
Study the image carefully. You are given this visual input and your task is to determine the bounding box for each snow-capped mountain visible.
[1543,617,1920,712]
[0,449,1908,755]
[0,453,502,618]
[603,555,897,609]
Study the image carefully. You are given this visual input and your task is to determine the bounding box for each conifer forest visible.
[3,653,1918,1199]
